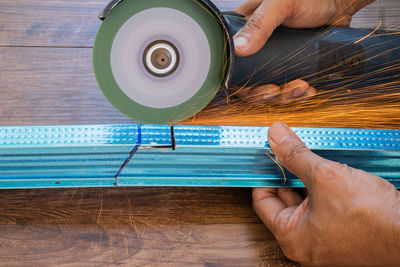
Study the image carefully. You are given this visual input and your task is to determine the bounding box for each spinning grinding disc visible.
[93,0,227,124]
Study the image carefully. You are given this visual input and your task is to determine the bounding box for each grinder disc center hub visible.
[143,40,180,77]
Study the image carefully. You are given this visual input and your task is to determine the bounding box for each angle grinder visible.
[93,0,400,124]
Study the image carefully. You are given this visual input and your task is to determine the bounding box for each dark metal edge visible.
[194,0,235,91]
[98,0,124,20]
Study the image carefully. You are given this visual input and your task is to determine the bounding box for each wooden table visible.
[0,0,398,266]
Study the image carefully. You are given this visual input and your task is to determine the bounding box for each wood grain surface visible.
[0,187,296,266]
[0,0,398,266]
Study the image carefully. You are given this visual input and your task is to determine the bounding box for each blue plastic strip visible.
[0,124,399,189]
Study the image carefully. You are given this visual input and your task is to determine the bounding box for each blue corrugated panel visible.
[0,124,399,189]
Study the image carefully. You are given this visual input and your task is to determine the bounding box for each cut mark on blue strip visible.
[113,125,177,186]
[114,125,142,186]
[170,125,176,151]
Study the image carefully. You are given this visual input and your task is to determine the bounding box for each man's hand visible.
[253,122,400,266]
[233,0,374,104]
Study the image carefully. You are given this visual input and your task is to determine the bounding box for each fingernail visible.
[234,36,248,49]
[269,122,292,144]
[292,87,305,97]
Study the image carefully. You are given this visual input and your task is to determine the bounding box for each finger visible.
[252,188,286,231]
[277,188,303,207]
[279,79,311,104]
[284,80,310,98]
[269,80,317,105]
[238,81,316,105]
[253,84,281,101]
[290,86,317,103]
[236,84,280,104]
[268,122,326,189]
[253,188,307,234]
[234,0,292,57]
[304,86,317,99]
[234,0,262,17]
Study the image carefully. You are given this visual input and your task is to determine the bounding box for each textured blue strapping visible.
[0,124,398,189]
[113,124,142,186]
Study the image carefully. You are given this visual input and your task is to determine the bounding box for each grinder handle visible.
[224,13,400,90]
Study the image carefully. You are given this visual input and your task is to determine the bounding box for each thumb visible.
[234,0,290,57]
[268,122,326,189]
